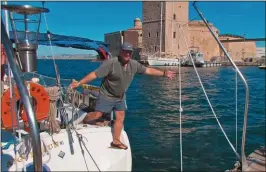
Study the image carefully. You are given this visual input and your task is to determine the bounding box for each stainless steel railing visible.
[1,19,43,171]
[193,2,249,169]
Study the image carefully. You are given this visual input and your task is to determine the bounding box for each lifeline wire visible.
[177,24,183,172]
[235,69,238,159]
[179,27,241,160]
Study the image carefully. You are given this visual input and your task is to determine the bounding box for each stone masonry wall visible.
[188,21,220,61]
[219,36,257,61]
[142,2,189,57]
[142,2,166,55]
[104,32,122,57]
[165,2,189,57]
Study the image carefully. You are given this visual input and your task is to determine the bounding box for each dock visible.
[222,61,263,66]
[202,62,222,67]
[138,60,222,68]
[227,147,266,172]
[138,60,263,68]
[244,147,266,171]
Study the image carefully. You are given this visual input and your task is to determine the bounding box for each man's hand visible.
[164,70,176,80]
[70,81,80,89]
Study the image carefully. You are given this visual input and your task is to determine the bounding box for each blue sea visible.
[37,59,265,171]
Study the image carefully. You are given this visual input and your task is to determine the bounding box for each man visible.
[70,42,176,150]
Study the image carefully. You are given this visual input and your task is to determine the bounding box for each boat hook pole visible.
[192,2,249,169]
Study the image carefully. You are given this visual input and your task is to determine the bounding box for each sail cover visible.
[8,31,110,60]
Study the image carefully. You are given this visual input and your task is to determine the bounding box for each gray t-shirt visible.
[94,57,146,100]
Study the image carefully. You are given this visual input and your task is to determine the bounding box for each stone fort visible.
[105,2,258,61]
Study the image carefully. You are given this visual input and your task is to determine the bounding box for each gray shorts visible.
[95,94,127,113]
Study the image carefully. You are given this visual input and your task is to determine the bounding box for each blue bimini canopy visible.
[9,31,110,60]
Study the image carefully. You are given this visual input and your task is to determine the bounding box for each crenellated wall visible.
[219,36,257,61]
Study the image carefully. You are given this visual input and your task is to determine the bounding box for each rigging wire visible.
[41,2,73,132]
[74,129,101,172]
[76,132,90,171]
[38,4,101,171]
[41,1,61,86]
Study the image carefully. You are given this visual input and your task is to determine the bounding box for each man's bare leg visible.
[112,111,127,149]
[83,111,103,123]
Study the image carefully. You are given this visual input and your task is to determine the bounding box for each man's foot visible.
[110,141,128,150]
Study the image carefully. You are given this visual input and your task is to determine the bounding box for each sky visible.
[1,1,265,56]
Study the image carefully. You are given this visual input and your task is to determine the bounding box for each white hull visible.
[259,65,266,69]
[147,58,180,66]
[1,106,132,171]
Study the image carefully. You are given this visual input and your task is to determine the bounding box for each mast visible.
[159,2,163,58]
[172,1,174,57]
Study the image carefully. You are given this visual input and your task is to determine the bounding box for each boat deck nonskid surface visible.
[2,124,131,171]
[1,105,132,171]
[40,125,131,171]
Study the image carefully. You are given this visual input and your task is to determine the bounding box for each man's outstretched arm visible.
[70,59,113,89]
[79,71,98,85]
[145,68,164,76]
[144,67,176,80]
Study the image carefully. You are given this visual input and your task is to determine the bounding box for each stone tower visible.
[142,2,189,57]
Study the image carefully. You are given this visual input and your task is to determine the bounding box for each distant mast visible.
[159,2,163,58]
[172,1,174,57]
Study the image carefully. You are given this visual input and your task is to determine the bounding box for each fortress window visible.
[156,32,159,37]
[173,32,176,38]
[149,32,151,37]
[173,14,176,20]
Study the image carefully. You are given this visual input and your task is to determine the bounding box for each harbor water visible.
[37,59,265,171]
